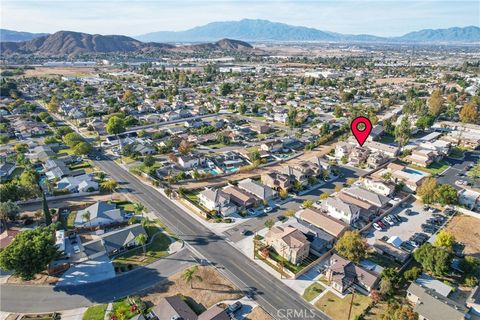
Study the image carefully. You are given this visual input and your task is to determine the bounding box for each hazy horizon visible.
[1,0,479,37]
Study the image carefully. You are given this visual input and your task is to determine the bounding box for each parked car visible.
[73,245,81,254]
[227,301,242,314]
[377,220,386,228]
[247,208,256,215]
[263,206,273,213]
[384,216,395,226]
[373,223,382,231]
[405,209,412,215]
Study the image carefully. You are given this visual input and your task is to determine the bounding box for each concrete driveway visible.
[57,256,115,286]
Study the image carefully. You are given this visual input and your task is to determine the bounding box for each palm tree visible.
[135,233,148,256]
[182,266,202,289]
[165,188,173,198]
[100,179,118,199]
[133,203,145,218]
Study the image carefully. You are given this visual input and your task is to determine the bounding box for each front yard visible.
[302,282,325,302]
[83,304,107,320]
[113,231,172,270]
[315,291,371,320]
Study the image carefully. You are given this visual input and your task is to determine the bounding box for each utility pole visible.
[347,287,355,320]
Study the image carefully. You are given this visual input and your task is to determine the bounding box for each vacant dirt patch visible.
[445,215,480,258]
[245,306,273,320]
[23,67,98,78]
[375,77,415,85]
[7,271,59,285]
[141,266,242,314]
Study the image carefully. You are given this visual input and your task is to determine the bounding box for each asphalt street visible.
[0,248,195,312]
[1,153,329,320]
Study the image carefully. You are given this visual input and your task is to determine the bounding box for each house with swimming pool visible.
[373,163,429,192]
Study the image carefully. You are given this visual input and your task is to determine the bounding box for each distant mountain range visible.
[136,19,480,43]
[0,31,254,56]
[0,29,48,42]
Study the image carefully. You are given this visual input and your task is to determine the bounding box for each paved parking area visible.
[364,200,435,245]
[57,256,115,286]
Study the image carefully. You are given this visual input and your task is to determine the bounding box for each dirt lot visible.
[7,271,59,285]
[141,266,242,314]
[375,77,415,85]
[445,215,480,258]
[245,306,273,320]
[23,67,100,78]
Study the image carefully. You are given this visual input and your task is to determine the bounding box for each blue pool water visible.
[404,168,424,175]
[225,167,239,173]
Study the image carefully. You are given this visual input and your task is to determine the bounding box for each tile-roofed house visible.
[324,197,361,225]
[326,253,380,293]
[348,146,370,165]
[152,295,198,320]
[298,208,349,238]
[265,226,310,264]
[75,201,124,227]
[199,188,237,216]
[198,305,229,320]
[364,141,399,157]
[261,171,295,191]
[238,178,277,201]
[222,185,258,208]
[406,282,469,320]
[342,187,390,209]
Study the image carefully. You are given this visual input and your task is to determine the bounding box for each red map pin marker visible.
[351,117,372,147]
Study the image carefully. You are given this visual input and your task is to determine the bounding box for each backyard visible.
[315,291,371,320]
[409,160,450,175]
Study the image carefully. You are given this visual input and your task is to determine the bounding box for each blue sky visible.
[1,0,479,36]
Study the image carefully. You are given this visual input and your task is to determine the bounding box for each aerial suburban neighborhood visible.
[0,2,480,320]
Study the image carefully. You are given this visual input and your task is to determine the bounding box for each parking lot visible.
[364,200,438,246]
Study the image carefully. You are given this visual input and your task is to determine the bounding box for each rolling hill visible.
[0,29,48,42]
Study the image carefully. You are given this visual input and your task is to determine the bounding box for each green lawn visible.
[449,147,465,159]
[268,250,317,274]
[409,160,450,175]
[378,134,395,144]
[57,148,74,156]
[302,282,324,302]
[66,211,77,229]
[109,200,135,213]
[82,304,107,320]
[111,299,137,319]
[366,252,401,269]
[113,232,171,268]
[315,291,371,320]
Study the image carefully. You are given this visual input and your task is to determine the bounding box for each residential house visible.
[467,285,480,316]
[298,208,349,239]
[326,253,380,293]
[27,145,55,162]
[406,148,438,167]
[261,171,295,191]
[83,224,148,258]
[44,159,71,180]
[74,201,125,227]
[335,142,353,160]
[260,140,283,153]
[222,186,258,208]
[379,163,429,192]
[57,174,98,193]
[367,152,389,169]
[362,177,395,197]
[198,306,229,320]
[177,154,205,169]
[238,178,277,202]
[406,282,469,320]
[0,162,16,179]
[459,189,480,211]
[324,197,361,225]
[364,141,400,158]
[309,156,331,172]
[265,226,310,265]
[198,188,237,216]
[342,187,390,210]
[349,146,370,166]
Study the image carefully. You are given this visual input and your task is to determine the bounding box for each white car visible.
[263,206,273,213]
[73,245,81,254]
[384,217,395,226]
[373,223,382,231]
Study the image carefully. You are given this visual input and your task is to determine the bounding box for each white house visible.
[74,202,125,227]
[459,189,480,211]
[324,197,360,225]
[177,154,205,169]
[57,174,99,193]
[363,177,395,197]
[198,188,237,216]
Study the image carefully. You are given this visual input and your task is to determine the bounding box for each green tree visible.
[394,117,411,147]
[42,191,52,226]
[413,243,451,276]
[47,96,59,113]
[219,83,232,96]
[404,266,422,281]
[133,203,145,217]
[428,89,444,117]
[334,231,367,263]
[0,200,20,223]
[0,225,59,280]
[302,200,313,209]
[100,179,118,198]
[264,218,274,230]
[320,192,329,200]
[433,184,458,205]
[382,303,418,320]
[433,230,456,250]
[468,161,480,180]
[417,177,438,204]
[63,132,84,148]
[143,155,155,167]
[182,265,202,289]
[106,116,126,136]
[135,233,148,256]
[278,188,288,199]
[73,141,92,156]
[459,101,479,124]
